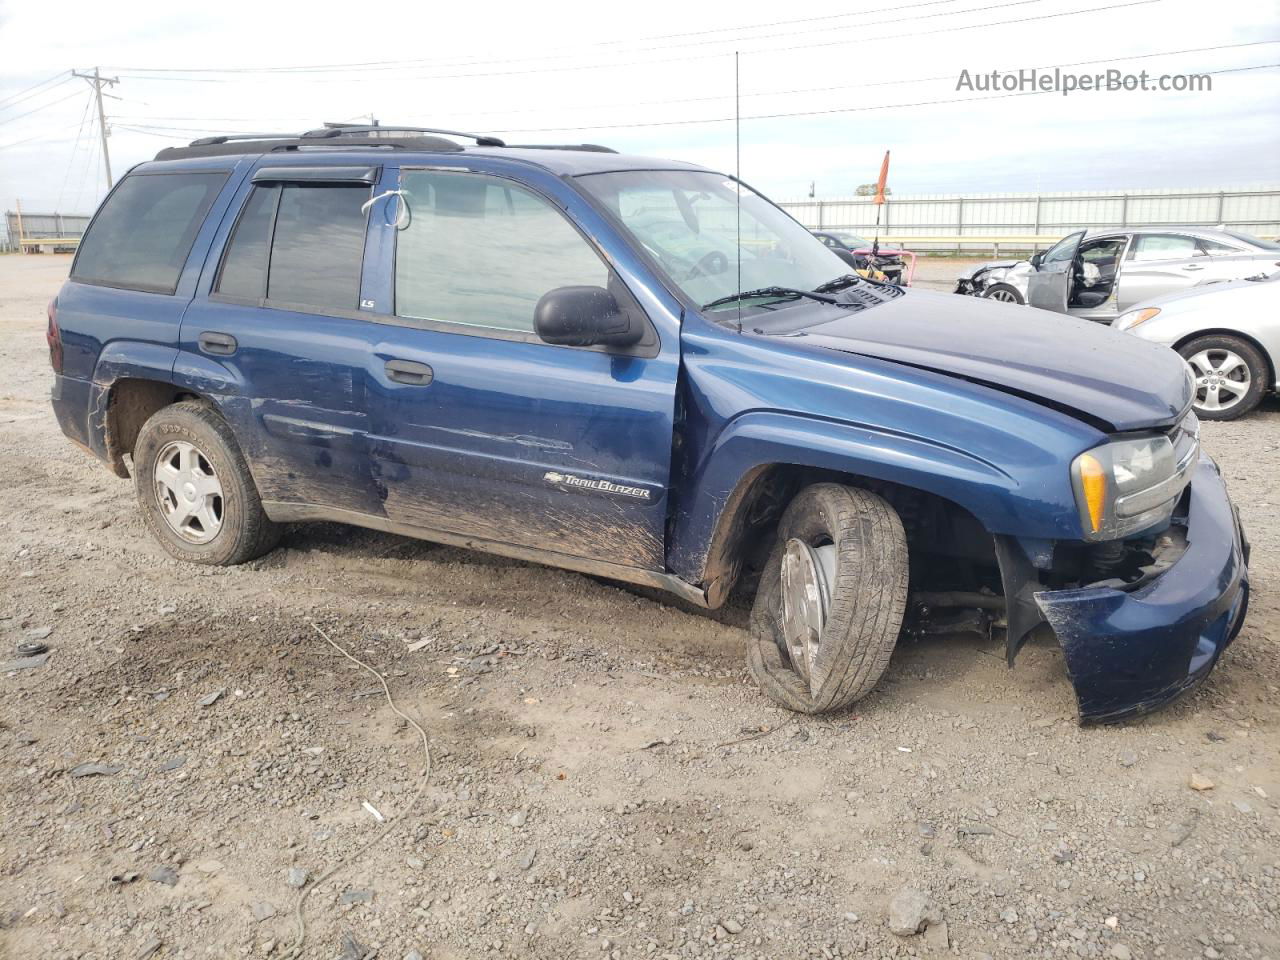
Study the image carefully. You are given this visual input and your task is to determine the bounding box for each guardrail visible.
[15,237,80,252]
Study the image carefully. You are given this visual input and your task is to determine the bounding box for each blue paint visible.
[47,140,1249,722]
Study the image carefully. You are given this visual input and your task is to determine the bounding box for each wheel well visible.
[1173,328,1276,388]
[700,463,999,608]
[102,379,207,478]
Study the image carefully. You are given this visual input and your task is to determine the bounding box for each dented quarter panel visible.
[1037,456,1249,723]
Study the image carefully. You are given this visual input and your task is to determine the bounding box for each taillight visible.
[46,298,63,374]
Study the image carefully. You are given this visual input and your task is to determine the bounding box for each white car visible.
[1113,273,1280,420]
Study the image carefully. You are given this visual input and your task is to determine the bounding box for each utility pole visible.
[72,67,118,188]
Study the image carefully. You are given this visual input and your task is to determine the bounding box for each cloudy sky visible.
[1,0,1277,216]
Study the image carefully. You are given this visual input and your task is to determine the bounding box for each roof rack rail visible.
[505,143,617,154]
[310,124,507,147]
[164,126,617,160]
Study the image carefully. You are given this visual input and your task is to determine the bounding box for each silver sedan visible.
[956,227,1280,319]
[1113,273,1280,420]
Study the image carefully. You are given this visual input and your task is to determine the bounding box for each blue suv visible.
[48,125,1248,722]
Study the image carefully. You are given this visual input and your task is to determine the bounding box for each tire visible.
[1178,335,1268,421]
[133,401,281,565]
[747,484,909,714]
[982,283,1025,305]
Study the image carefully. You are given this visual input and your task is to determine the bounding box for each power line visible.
[107,39,1276,137]
[56,94,96,212]
[110,61,1280,145]
[106,0,969,74]
[0,89,84,126]
[0,71,71,110]
[107,0,1162,83]
[489,61,1280,134]
[115,0,1046,76]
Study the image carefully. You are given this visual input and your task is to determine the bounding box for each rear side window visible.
[216,182,369,311]
[72,172,226,294]
[1131,234,1203,261]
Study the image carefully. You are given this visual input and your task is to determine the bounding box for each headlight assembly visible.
[1114,306,1160,332]
[1071,429,1198,541]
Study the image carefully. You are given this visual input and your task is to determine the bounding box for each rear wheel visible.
[982,283,1025,305]
[1178,335,1268,421]
[748,484,909,714]
[133,401,280,565]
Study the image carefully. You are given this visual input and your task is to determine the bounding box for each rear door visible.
[363,162,679,570]
[1116,233,1207,309]
[174,163,386,516]
[1027,230,1085,312]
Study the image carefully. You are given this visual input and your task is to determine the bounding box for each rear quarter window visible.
[72,172,227,294]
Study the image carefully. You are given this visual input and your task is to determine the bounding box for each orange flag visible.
[874,150,890,205]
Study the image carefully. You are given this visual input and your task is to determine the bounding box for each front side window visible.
[73,172,226,294]
[1131,234,1203,262]
[1043,232,1084,264]
[216,182,369,311]
[575,170,849,314]
[394,170,609,333]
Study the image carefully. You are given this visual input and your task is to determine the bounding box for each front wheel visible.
[748,484,909,714]
[1178,335,1268,421]
[133,401,281,565]
[982,282,1025,305]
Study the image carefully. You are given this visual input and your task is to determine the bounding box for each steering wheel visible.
[685,250,729,281]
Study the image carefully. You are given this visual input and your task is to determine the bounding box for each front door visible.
[1027,230,1086,313]
[175,165,385,516]
[364,165,678,570]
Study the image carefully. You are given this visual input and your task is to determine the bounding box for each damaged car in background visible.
[954,258,1032,303]
[956,226,1280,315]
[48,123,1248,725]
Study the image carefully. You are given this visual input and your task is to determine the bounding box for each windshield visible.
[576,170,850,313]
[831,232,869,248]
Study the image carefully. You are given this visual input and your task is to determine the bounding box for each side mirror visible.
[534,285,642,348]
[1029,251,1044,268]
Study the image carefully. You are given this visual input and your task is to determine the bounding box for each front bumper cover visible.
[1036,456,1248,724]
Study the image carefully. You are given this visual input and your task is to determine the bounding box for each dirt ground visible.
[1,254,1277,960]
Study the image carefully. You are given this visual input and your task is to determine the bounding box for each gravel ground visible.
[1,254,1277,960]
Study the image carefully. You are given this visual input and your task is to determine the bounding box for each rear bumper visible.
[51,373,95,451]
[1037,456,1248,724]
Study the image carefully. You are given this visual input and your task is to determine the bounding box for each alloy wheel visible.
[153,440,224,544]
[1186,348,1251,413]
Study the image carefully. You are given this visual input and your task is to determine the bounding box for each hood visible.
[787,288,1191,431]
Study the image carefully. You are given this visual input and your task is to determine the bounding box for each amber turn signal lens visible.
[1078,454,1107,534]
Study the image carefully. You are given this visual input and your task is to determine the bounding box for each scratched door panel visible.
[366,326,676,569]
[174,174,384,516]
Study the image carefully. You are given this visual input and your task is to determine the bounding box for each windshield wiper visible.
[813,274,863,293]
[701,286,838,311]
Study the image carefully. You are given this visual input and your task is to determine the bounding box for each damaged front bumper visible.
[1037,456,1248,723]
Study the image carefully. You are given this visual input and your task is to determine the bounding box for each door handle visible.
[1182,264,1205,271]
[385,358,434,385]
[198,331,238,355]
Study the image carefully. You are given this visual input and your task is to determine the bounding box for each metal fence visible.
[2,210,91,252]
[778,187,1280,254]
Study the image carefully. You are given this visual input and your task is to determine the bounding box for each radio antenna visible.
[735,51,743,335]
